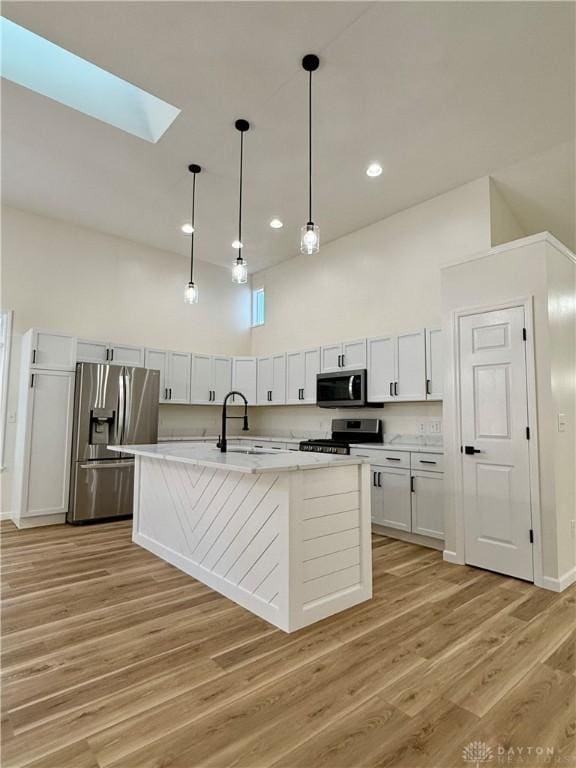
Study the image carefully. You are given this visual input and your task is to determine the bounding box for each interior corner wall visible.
[441,237,576,585]
[489,177,527,246]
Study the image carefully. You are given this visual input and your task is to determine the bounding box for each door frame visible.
[448,295,543,587]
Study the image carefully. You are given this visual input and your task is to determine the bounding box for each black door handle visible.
[464,446,481,455]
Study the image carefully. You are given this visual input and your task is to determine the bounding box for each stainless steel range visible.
[299,418,382,455]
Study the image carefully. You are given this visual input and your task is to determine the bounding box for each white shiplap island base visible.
[110,443,372,632]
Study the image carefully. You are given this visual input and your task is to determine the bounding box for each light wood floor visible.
[1,520,575,768]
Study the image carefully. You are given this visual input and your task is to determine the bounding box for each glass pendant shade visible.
[300,222,319,255]
[184,281,199,304]
[232,257,248,284]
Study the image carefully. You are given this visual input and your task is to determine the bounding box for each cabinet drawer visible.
[251,441,287,451]
[351,448,410,468]
[410,453,444,472]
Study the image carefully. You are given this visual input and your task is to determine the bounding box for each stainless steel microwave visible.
[317,369,376,408]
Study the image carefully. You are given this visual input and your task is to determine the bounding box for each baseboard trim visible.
[0,510,14,521]
[443,549,464,565]
[541,567,576,593]
[371,524,443,551]
[12,513,66,529]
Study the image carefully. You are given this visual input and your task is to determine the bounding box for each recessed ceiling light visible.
[269,218,283,229]
[232,239,243,249]
[181,223,194,234]
[366,163,383,178]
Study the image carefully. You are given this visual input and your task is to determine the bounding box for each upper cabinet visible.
[191,354,232,405]
[368,330,433,402]
[77,339,144,367]
[257,354,286,405]
[321,339,367,373]
[286,348,321,404]
[145,349,191,403]
[232,357,257,404]
[28,330,76,371]
[425,328,443,400]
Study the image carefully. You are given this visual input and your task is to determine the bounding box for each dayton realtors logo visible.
[462,742,494,766]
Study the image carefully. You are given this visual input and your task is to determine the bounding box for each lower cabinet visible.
[355,450,445,541]
[13,368,75,525]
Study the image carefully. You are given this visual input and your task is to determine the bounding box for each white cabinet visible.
[145,349,191,403]
[191,354,232,405]
[411,470,444,539]
[372,466,412,531]
[13,368,74,526]
[321,339,366,373]
[28,329,76,371]
[367,336,396,401]
[232,357,257,404]
[77,339,144,367]
[367,330,426,402]
[257,354,286,405]
[425,328,443,400]
[286,348,320,404]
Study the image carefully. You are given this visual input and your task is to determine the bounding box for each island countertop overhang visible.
[108,442,367,474]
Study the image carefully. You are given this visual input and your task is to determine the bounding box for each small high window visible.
[252,288,265,327]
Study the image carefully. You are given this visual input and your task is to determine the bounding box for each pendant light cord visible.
[190,171,196,283]
[238,130,244,251]
[308,69,313,224]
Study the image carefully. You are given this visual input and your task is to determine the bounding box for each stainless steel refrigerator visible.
[67,362,160,524]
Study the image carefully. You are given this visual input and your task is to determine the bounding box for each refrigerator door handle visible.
[116,368,126,445]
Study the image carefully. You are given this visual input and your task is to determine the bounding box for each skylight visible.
[0,17,181,142]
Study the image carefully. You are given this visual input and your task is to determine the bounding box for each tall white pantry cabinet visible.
[11,329,76,528]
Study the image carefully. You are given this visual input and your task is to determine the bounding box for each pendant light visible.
[184,164,201,303]
[300,54,320,255]
[232,119,249,284]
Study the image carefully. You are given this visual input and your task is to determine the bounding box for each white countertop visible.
[350,442,443,454]
[109,442,365,474]
[158,435,302,445]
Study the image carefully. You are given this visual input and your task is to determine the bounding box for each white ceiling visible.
[2,2,574,270]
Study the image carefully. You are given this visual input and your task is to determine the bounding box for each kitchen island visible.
[110,443,372,632]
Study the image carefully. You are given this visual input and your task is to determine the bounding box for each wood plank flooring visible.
[1,519,575,768]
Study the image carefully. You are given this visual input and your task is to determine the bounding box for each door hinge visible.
[526,426,530,440]
[522,327,527,341]
[529,529,534,543]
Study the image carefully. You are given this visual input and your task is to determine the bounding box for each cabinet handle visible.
[389,382,393,397]
[169,388,172,400]
[32,349,37,364]
[373,471,378,487]
[337,354,342,368]
[30,373,35,388]
[426,379,431,395]
[377,472,382,487]
[394,381,398,396]
[341,354,345,368]
[212,390,215,402]
[110,349,114,361]
[385,457,401,461]
[105,349,109,361]
[209,390,213,402]
[410,476,415,493]
[419,460,437,465]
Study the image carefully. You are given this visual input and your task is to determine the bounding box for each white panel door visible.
[321,344,342,373]
[426,328,443,400]
[77,339,109,364]
[303,347,321,404]
[396,330,426,401]
[191,354,212,404]
[109,344,144,367]
[460,306,533,581]
[341,339,367,370]
[378,467,412,531]
[23,369,74,517]
[212,356,232,404]
[31,330,76,370]
[286,351,305,404]
[144,349,168,402]
[271,354,286,404]
[257,357,273,404]
[232,357,257,404]
[169,352,191,403]
[367,336,396,402]
[411,471,444,539]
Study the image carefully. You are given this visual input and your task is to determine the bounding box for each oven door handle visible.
[348,375,355,400]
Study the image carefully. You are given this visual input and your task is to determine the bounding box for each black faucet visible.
[217,391,249,452]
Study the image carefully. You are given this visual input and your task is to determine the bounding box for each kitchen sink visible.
[213,447,281,455]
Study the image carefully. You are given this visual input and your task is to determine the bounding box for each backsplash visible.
[159,401,443,441]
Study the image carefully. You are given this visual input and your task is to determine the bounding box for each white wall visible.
[0,206,252,514]
[251,177,492,357]
[441,234,576,585]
